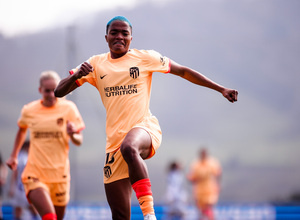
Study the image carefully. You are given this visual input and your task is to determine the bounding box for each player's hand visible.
[222,88,238,103]
[75,61,94,79]
[67,121,77,136]
[6,157,18,171]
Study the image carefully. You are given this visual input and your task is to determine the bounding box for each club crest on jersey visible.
[104,165,112,178]
[57,118,64,127]
[160,56,166,66]
[129,67,139,79]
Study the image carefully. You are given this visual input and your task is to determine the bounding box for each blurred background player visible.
[165,161,187,220]
[0,152,8,220]
[8,140,38,220]
[54,16,237,220]
[6,71,85,220]
[187,148,222,220]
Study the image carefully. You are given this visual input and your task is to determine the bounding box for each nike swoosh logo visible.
[100,74,107,79]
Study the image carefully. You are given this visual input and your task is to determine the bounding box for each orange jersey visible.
[18,98,85,183]
[188,157,221,206]
[71,49,170,153]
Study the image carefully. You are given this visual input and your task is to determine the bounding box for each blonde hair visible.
[39,70,61,86]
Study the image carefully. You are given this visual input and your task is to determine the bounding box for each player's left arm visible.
[67,121,83,146]
[169,60,238,103]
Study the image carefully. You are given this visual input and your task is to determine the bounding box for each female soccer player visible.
[188,148,222,220]
[7,71,85,220]
[54,16,238,220]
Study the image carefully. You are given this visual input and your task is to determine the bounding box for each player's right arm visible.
[54,62,93,97]
[6,127,27,171]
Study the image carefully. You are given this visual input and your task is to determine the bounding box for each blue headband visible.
[107,16,132,28]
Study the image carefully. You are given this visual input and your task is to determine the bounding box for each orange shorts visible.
[133,116,162,159]
[103,120,162,184]
[22,177,70,206]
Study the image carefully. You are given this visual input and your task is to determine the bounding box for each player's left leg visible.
[201,205,214,220]
[54,206,66,220]
[121,127,152,182]
[51,182,69,220]
[14,206,22,220]
[120,127,156,218]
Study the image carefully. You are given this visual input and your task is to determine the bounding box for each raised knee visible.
[120,142,138,162]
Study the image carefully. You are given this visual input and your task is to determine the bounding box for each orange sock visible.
[132,178,155,216]
[42,213,57,220]
[138,195,155,215]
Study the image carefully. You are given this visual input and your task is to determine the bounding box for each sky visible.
[0,0,169,37]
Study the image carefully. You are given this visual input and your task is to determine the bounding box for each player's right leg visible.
[27,187,57,219]
[104,178,132,220]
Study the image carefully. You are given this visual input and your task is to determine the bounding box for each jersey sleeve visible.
[187,161,197,181]
[211,158,222,176]
[17,105,29,128]
[69,56,97,87]
[144,50,171,74]
[67,101,85,132]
